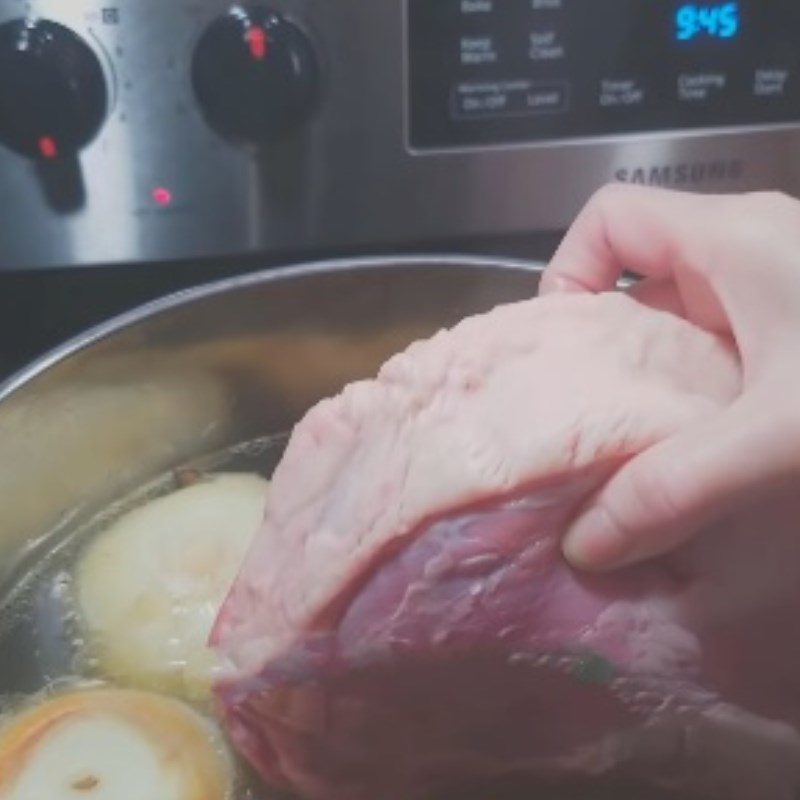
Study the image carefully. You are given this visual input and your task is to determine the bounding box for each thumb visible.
[562,398,800,571]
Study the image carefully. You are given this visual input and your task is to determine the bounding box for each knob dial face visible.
[0,18,107,159]
[192,6,320,144]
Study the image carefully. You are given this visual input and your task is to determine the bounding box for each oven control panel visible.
[0,0,800,270]
[409,0,800,149]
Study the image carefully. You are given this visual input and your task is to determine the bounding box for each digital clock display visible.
[676,3,740,41]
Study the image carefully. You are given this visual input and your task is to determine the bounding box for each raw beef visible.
[211,292,800,799]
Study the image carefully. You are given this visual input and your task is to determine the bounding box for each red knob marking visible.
[245,26,267,60]
[38,135,57,159]
[151,187,172,206]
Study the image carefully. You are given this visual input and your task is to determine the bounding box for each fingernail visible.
[562,508,630,571]
[538,274,573,296]
[538,274,587,297]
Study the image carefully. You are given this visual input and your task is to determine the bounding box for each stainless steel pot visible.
[0,256,540,593]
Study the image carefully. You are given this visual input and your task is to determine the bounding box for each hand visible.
[539,184,800,571]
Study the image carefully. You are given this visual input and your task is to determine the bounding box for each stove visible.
[2,0,800,375]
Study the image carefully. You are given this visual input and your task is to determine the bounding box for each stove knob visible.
[192,6,320,144]
[0,18,107,159]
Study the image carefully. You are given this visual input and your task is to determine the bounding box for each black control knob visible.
[192,6,320,144]
[0,18,107,159]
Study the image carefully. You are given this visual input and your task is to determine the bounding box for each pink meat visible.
[211,292,800,798]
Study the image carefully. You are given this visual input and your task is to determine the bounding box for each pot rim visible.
[0,253,542,403]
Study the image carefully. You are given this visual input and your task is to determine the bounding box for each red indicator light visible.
[245,26,267,60]
[151,187,172,206]
[38,135,57,159]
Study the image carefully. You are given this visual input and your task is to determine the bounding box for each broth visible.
[0,433,290,800]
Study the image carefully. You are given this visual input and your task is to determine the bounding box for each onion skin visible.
[0,687,232,800]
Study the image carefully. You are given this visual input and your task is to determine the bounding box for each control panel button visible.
[459,0,494,14]
[460,36,498,66]
[192,5,320,145]
[452,79,568,119]
[599,78,646,108]
[0,18,107,159]
[528,29,565,61]
[754,68,789,98]
[677,72,727,103]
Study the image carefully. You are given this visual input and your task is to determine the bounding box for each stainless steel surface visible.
[0,256,541,586]
[1,0,800,270]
